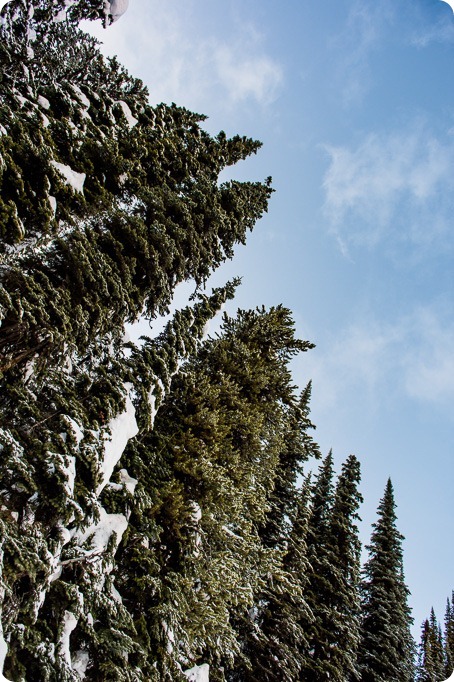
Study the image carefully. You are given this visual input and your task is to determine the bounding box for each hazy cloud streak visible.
[322,122,454,253]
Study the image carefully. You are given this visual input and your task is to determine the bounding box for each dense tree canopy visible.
[0,2,436,681]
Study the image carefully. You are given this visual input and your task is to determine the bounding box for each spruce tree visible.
[259,381,320,550]
[0,4,276,679]
[444,594,454,679]
[298,451,335,680]
[1,2,272,376]
[233,384,320,682]
[298,453,363,681]
[115,306,315,680]
[323,454,363,681]
[241,477,314,682]
[416,611,445,682]
[358,479,414,682]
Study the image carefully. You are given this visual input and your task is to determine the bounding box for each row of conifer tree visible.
[0,1,450,680]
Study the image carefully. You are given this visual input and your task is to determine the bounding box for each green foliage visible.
[116,306,315,678]
[298,453,363,682]
[358,480,414,682]
[445,594,454,679]
[0,11,271,377]
[0,3,427,681]
[416,611,445,682]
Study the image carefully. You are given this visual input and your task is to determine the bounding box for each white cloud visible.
[330,0,394,107]
[403,308,454,404]
[81,0,282,113]
[213,47,282,106]
[296,305,454,414]
[322,122,454,253]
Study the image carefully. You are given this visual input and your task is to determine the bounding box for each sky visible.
[84,0,454,640]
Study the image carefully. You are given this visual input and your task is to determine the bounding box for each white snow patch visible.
[71,85,90,110]
[222,525,243,541]
[0,619,11,682]
[148,378,164,428]
[189,501,202,524]
[162,622,175,654]
[53,0,77,22]
[116,100,138,129]
[48,525,72,584]
[75,507,128,559]
[51,160,86,193]
[64,416,84,446]
[110,582,122,603]
[53,8,67,22]
[58,526,72,546]
[33,588,47,618]
[184,664,210,682]
[72,650,89,679]
[15,94,28,108]
[109,0,129,23]
[23,354,38,382]
[48,195,57,216]
[97,384,138,494]
[119,469,138,495]
[37,95,50,110]
[59,610,77,666]
[63,456,76,496]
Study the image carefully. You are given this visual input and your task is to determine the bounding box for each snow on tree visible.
[115,306,315,680]
[0,1,429,681]
[0,3,273,679]
[358,479,414,682]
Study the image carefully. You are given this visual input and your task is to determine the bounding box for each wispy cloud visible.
[409,1,454,48]
[82,0,283,113]
[213,46,282,106]
[322,121,454,254]
[296,304,454,414]
[330,0,394,107]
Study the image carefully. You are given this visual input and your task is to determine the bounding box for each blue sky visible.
[85,0,454,638]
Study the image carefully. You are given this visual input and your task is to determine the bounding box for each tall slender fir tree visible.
[444,594,454,679]
[358,479,414,682]
[298,453,363,681]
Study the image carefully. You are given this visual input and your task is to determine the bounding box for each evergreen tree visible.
[444,594,454,679]
[232,384,320,682]
[0,282,237,682]
[1,3,272,376]
[323,454,363,681]
[298,451,335,680]
[298,453,363,681]
[416,610,445,682]
[259,381,320,550]
[358,479,414,682]
[240,477,314,682]
[116,306,315,680]
[0,4,275,679]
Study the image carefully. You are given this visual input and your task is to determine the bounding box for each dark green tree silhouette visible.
[444,593,454,679]
[358,479,414,682]
[416,610,445,682]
